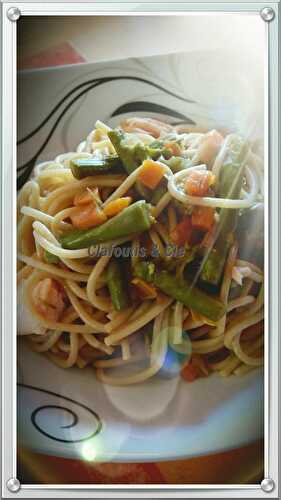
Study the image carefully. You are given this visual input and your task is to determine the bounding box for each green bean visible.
[133,261,226,322]
[107,258,130,311]
[70,155,124,179]
[201,135,250,286]
[60,200,153,250]
[44,250,60,264]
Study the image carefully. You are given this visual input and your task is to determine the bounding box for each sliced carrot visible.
[180,361,200,382]
[104,197,132,218]
[192,206,215,232]
[185,170,215,197]
[192,354,209,376]
[138,159,166,189]
[70,203,107,230]
[74,188,101,207]
[181,355,209,382]
[170,216,193,246]
[131,278,157,300]
[74,190,94,206]
[164,142,182,156]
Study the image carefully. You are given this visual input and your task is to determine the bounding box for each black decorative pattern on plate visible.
[18,383,102,444]
[110,100,195,124]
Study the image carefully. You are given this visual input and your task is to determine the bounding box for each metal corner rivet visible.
[260,6,275,22]
[261,478,275,493]
[6,478,21,493]
[6,7,21,21]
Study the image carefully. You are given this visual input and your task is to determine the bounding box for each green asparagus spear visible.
[108,130,148,174]
[70,155,124,179]
[107,129,151,200]
[108,129,173,201]
[60,200,153,250]
[133,261,226,322]
[107,258,130,311]
[44,250,60,264]
[107,129,171,175]
[150,177,168,205]
[200,135,250,286]
[160,156,193,173]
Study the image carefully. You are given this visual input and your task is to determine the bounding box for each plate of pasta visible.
[17,52,264,461]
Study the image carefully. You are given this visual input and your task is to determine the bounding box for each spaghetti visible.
[17,117,264,385]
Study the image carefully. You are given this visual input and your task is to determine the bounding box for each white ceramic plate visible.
[17,50,264,461]
[18,341,263,462]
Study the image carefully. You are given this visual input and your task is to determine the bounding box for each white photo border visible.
[1,2,280,498]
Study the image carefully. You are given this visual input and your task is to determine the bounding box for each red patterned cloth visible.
[19,42,85,70]
[18,441,263,484]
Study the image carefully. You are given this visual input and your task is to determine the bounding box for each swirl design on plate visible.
[18,383,102,443]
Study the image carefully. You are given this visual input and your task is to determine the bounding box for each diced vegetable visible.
[138,160,166,189]
[104,197,132,218]
[164,142,182,156]
[161,156,193,173]
[108,129,171,201]
[74,188,101,207]
[70,155,123,179]
[146,146,172,161]
[131,278,157,299]
[180,355,209,382]
[185,170,215,197]
[180,361,200,382]
[192,354,209,376]
[191,206,215,232]
[170,216,193,246]
[108,130,148,174]
[150,177,168,205]
[108,129,171,175]
[70,204,107,230]
[32,278,66,322]
[197,130,223,165]
[44,250,60,264]
[61,200,153,250]
[201,135,249,285]
[133,261,226,322]
[107,259,130,311]
[74,190,94,206]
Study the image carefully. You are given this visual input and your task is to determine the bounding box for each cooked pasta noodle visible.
[17,117,264,385]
